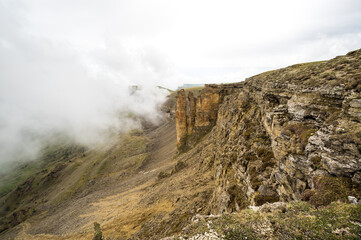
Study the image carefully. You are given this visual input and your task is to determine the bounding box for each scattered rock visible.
[259,202,288,213]
[347,196,359,205]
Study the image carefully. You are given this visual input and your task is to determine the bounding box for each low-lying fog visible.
[0,2,176,169]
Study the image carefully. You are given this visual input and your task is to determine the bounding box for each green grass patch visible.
[179,201,361,240]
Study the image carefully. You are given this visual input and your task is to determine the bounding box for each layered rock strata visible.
[175,84,243,150]
[175,49,361,213]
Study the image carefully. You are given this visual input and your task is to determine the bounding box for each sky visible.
[0,0,360,166]
[2,0,361,87]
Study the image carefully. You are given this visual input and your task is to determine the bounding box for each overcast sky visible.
[2,0,361,88]
[0,0,360,167]
[0,0,361,88]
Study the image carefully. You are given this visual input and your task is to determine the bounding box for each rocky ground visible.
[165,200,361,240]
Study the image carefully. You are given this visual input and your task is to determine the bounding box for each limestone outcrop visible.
[175,89,187,148]
[175,84,243,150]
[175,49,361,213]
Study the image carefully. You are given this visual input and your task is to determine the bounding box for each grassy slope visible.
[0,141,86,198]
[0,118,185,240]
[0,128,153,237]
[179,201,361,240]
[248,49,361,90]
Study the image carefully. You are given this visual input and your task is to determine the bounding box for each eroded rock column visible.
[175,89,187,148]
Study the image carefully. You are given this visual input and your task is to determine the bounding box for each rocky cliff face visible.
[175,84,243,150]
[175,89,188,148]
[176,49,361,213]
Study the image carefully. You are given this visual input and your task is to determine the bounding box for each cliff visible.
[175,49,361,213]
[2,50,360,240]
[175,84,243,151]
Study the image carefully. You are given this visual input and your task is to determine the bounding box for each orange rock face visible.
[195,87,221,127]
[175,84,243,151]
[175,89,187,148]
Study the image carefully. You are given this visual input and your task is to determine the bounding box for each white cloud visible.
[0,0,360,166]
[0,1,177,166]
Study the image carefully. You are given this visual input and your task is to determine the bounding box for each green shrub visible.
[282,123,316,151]
[92,222,103,240]
[172,161,187,174]
[310,156,322,169]
[157,171,170,180]
[254,195,279,206]
[305,176,360,207]
[320,72,336,80]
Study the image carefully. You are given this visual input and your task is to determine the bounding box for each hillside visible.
[0,49,361,239]
[175,49,361,212]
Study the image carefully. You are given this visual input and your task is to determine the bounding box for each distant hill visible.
[177,84,205,89]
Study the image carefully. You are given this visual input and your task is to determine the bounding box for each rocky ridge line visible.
[175,49,361,214]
